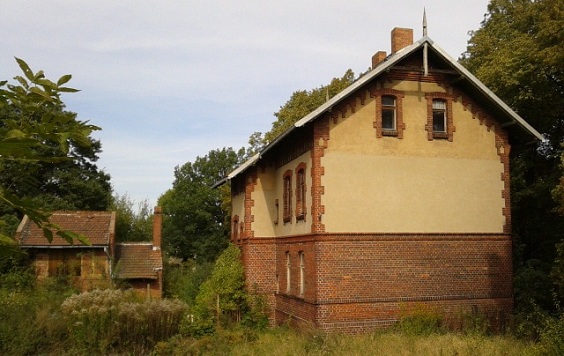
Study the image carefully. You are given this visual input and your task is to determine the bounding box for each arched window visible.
[283,170,292,223]
[299,251,305,296]
[432,99,447,133]
[285,251,291,293]
[381,95,396,131]
[295,163,307,220]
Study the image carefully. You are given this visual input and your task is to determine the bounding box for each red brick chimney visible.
[372,50,387,69]
[152,206,162,250]
[391,27,413,53]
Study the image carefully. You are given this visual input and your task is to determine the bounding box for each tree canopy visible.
[247,69,356,154]
[0,58,111,254]
[462,0,564,312]
[159,147,244,262]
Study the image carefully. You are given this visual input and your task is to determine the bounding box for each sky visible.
[1,0,490,208]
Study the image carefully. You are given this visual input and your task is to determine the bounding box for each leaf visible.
[29,86,53,101]
[58,86,80,93]
[0,234,24,257]
[57,74,72,86]
[15,57,34,81]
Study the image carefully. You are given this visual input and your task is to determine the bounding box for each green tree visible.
[159,147,244,262]
[193,244,247,326]
[461,0,564,313]
[111,194,152,242]
[0,58,104,254]
[261,69,356,145]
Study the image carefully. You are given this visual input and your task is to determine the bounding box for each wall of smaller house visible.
[31,248,110,291]
[126,279,162,299]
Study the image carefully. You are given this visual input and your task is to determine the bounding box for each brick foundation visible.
[239,233,513,333]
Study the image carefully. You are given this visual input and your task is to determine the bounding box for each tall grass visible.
[153,326,539,356]
[61,288,188,354]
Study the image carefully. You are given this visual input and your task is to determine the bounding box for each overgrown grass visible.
[61,289,188,354]
[152,326,541,356]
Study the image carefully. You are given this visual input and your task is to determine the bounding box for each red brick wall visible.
[244,233,513,333]
[239,239,277,324]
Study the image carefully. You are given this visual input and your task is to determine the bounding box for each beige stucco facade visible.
[322,81,505,233]
[232,80,506,237]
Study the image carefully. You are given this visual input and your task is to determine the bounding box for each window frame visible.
[425,93,455,141]
[282,170,292,223]
[285,251,291,293]
[295,163,307,221]
[381,95,397,131]
[298,251,305,296]
[371,88,405,138]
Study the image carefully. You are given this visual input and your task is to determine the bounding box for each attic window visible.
[432,99,446,133]
[371,88,405,138]
[426,93,455,141]
[382,96,396,131]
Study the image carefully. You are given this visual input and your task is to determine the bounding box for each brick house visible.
[218,28,543,333]
[16,207,164,298]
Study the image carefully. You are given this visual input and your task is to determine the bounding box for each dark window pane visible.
[382,109,395,129]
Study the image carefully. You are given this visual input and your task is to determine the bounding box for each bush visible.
[61,289,188,354]
[536,311,564,355]
[396,304,444,336]
[0,287,71,354]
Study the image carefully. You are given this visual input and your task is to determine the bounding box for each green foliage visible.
[462,0,564,317]
[153,326,537,356]
[111,193,152,242]
[461,0,563,149]
[0,58,112,255]
[163,258,213,305]
[192,244,247,325]
[396,304,444,336]
[536,312,564,356]
[160,147,244,261]
[61,289,188,354]
[0,278,74,355]
[262,69,355,145]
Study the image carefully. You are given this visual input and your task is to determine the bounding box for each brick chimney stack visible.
[372,50,387,69]
[152,206,162,250]
[391,27,413,53]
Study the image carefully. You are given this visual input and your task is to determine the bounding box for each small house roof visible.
[114,243,162,280]
[216,36,543,187]
[16,210,115,247]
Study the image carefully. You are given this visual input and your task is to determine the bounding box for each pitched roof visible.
[114,243,162,280]
[17,211,115,247]
[216,36,543,187]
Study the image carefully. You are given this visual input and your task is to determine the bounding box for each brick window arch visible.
[295,163,307,221]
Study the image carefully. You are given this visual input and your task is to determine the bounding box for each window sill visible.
[433,132,448,139]
[382,130,398,137]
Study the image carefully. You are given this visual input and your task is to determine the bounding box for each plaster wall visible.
[322,81,505,233]
[252,152,313,237]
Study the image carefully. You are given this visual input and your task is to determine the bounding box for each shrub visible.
[0,287,71,354]
[396,304,444,336]
[536,311,564,355]
[61,289,188,354]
